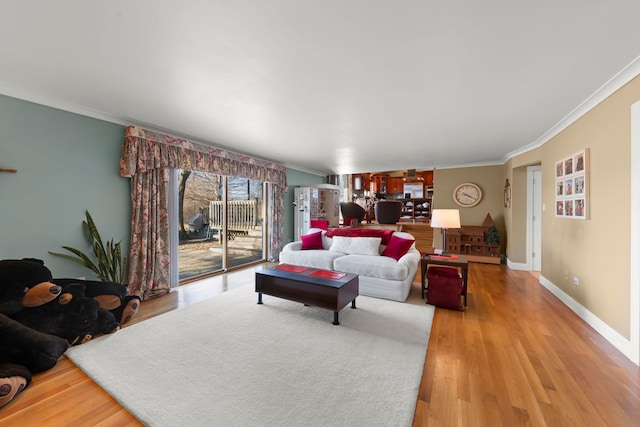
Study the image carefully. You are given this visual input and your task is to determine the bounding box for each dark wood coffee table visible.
[255,264,359,325]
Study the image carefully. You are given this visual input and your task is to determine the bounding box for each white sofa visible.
[279,228,420,302]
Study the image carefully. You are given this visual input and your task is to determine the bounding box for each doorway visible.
[631,100,640,364]
[527,166,542,272]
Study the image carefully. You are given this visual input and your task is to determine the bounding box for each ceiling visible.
[2,1,640,175]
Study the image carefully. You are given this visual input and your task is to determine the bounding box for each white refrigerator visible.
[294,184,340,240]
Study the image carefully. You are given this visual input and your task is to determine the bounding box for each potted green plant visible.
[50,211,128,285]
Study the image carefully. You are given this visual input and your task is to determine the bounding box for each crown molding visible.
[431,160,504,170]
[0,82,129,126]
[502,54,640,163]
[282,163,331,177]
[4,53,640,173]
[0,83,319,173]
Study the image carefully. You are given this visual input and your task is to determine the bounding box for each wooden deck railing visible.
[208,199,258,239]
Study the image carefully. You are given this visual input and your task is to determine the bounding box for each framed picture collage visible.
[555,148,589,219]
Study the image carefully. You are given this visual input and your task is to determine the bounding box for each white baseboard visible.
[538,274,633,362]
[506,257,529,271]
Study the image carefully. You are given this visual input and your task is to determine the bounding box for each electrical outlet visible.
[564,271,569,280]
[573,276,579,285]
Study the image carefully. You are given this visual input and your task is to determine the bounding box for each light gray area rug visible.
[66,284,434,427]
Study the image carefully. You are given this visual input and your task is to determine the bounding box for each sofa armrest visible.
[282,241,303,252]
[397,248,421,266]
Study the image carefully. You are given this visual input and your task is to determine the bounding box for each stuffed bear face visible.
[64,297,99,328]
[53,283,86,309]
[0,259,61,315]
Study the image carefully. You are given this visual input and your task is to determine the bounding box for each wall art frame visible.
[504,179,511,208]
[555,148,589,219]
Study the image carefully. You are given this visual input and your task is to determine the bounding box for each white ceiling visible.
[2,1,640,175]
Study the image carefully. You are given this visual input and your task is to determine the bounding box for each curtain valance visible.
[119,125,287,300]
[120,126,287,189]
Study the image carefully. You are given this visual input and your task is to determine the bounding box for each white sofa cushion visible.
[334,254,409,281]
[329,236,381,256]
[278,249,345,271]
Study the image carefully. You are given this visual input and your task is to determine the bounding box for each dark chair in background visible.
[340,202,366,226]
[374,200,403,224]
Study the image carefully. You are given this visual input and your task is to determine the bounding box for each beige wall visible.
[438,76,639,339]
[433,165,506,253]
[505,75,640,339]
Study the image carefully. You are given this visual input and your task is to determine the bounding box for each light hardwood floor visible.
[1,263,639,426]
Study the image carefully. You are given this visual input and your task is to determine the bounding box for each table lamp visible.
[430,209,461,256]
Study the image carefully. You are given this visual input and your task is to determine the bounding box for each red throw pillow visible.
[325,228,394,245]
[382,235,414,260]
[301,231,324,250]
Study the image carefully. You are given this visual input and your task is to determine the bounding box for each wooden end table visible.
[421,254,469,307]
[255,265,359,325]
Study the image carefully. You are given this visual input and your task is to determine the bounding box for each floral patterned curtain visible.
[120,126,287,299]
[127,168,170,299]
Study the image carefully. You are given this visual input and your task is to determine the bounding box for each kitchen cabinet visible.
[371,175,387,194]
[353,173,371,191]
[387,177,404,194]
[418,170,433,186]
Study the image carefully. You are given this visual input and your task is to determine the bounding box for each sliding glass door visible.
[226,177,265,268]
[174,169,265,282]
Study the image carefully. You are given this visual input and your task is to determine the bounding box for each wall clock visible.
[453,182,482,207]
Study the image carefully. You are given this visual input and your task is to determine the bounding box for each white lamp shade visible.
[430,209,461,229]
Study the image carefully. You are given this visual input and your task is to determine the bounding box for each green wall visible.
[0,94,320,278]
[0,95,130,278]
